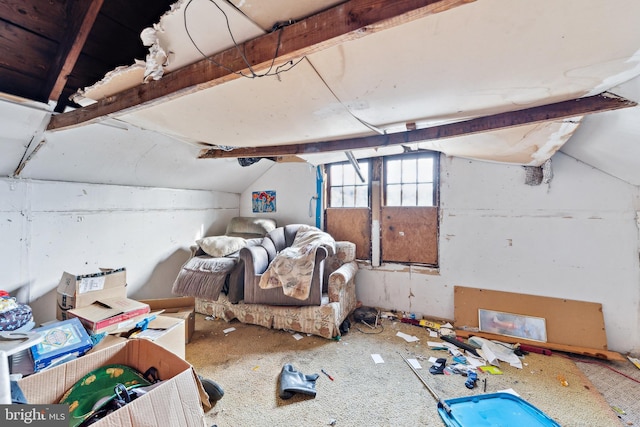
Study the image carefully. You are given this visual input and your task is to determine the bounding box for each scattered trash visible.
[556,374,569,387]
[628,356,640,370]
[396,331,419,342]
[204,316,216,321]
[611,406,626,415]
[430,358,447,375]
[478,366,503,375]
[223,327,236,334]
[328,419,337,425]
[464,370,478,389]
[321,369,334,381]
[292,333,303,340]
[371,354,384,364]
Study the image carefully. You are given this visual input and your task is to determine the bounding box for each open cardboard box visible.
[138,297,196,343]
[18,339,210,426]
[57,268,128,321]
[91,314,186,359]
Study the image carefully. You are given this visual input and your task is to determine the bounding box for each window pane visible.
[331,165,343,186]
[417,158,433,182]
[418,183,433,206]
[330,187,343,207]
[342,166,355,185]
[355,185,368,207]
[344,186,356,206]
[387,159,402,183]
[402,159,417,183]
[401,183,416,206]
[387,184,401,206]
[360,163,369,182]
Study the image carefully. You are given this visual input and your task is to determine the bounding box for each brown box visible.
[18,339,209,426]
[139,297,196,343]
[91,314,186,359]
[56,268,127,321]
[66,297,150,334]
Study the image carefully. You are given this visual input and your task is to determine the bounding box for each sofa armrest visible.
[239,245,270,276]
[327,261,358,302]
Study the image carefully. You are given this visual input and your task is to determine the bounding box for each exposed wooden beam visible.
[199,93,637,159]
[45,0,104,108]
[47,0,474,131]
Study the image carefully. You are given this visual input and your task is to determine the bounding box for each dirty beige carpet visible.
[187,314,621,427]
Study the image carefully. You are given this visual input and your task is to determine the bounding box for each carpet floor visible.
[186,314,633,427]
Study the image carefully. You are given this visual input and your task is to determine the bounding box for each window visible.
[325,151,439,266]
[328,161,369,207]
[385,155,436,206]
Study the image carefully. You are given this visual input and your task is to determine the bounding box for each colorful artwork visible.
[252,190,276,213]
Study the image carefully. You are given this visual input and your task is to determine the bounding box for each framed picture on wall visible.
[252,190,276,213]
[478,309,547,342]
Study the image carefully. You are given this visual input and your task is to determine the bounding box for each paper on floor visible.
[396,331,419,342]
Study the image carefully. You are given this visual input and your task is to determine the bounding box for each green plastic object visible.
[59,364,152,427]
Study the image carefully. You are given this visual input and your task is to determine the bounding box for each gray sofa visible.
[172,217,276,302]
[240,224,329,306]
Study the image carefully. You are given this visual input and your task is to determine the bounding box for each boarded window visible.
[325,152,439,266]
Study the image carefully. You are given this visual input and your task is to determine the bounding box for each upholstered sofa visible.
[172,217,276,302]
[195,225,358,339]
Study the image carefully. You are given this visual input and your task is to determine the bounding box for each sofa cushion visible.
[197,236,247,257]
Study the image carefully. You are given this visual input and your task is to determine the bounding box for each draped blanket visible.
[259,225,335,300]
[171,256,237,301]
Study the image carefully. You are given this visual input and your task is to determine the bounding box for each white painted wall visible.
[1,177,239,324]
[354,153,640,353]
[239,162,320,227]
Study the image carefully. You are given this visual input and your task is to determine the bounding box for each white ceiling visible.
[2,0,640,191]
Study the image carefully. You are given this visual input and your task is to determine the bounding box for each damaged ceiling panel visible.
[67,0,640,168]
[118,58,374,147]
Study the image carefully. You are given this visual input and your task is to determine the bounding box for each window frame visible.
[324,150,440,267]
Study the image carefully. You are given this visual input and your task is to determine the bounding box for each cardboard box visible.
[56,268,127,321]
[92,315,186,359]
[139,297,196,343]
[18,339,209,427]
[67,297,150,334]
[30,317,94,372]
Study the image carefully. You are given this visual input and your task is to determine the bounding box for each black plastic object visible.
[199,375,225,404]
[429,358,447,375]
[440,335,480,357]
[278,364,319,399]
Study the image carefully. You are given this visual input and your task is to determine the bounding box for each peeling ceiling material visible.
[0,0,176,112]
[58,0,640,167]
[2,0,640,189]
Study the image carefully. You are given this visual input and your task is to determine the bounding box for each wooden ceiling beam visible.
[46,0,474,131]
[198,93,637,159]
[45,0,104,108]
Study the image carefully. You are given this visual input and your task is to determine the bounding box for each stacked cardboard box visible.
[56,268,151,334]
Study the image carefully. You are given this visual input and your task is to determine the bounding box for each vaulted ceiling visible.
[1,0,640,191]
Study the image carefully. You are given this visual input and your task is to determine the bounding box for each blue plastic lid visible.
[438,392,561,427]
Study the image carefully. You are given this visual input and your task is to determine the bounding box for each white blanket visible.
[259,226,335,300]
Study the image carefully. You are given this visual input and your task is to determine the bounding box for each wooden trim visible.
[200,93,637,158]
[46,0,474,131]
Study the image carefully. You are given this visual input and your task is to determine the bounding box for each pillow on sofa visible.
[197,236,247,257]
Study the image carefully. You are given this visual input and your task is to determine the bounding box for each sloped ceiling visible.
[2,0,640,190]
